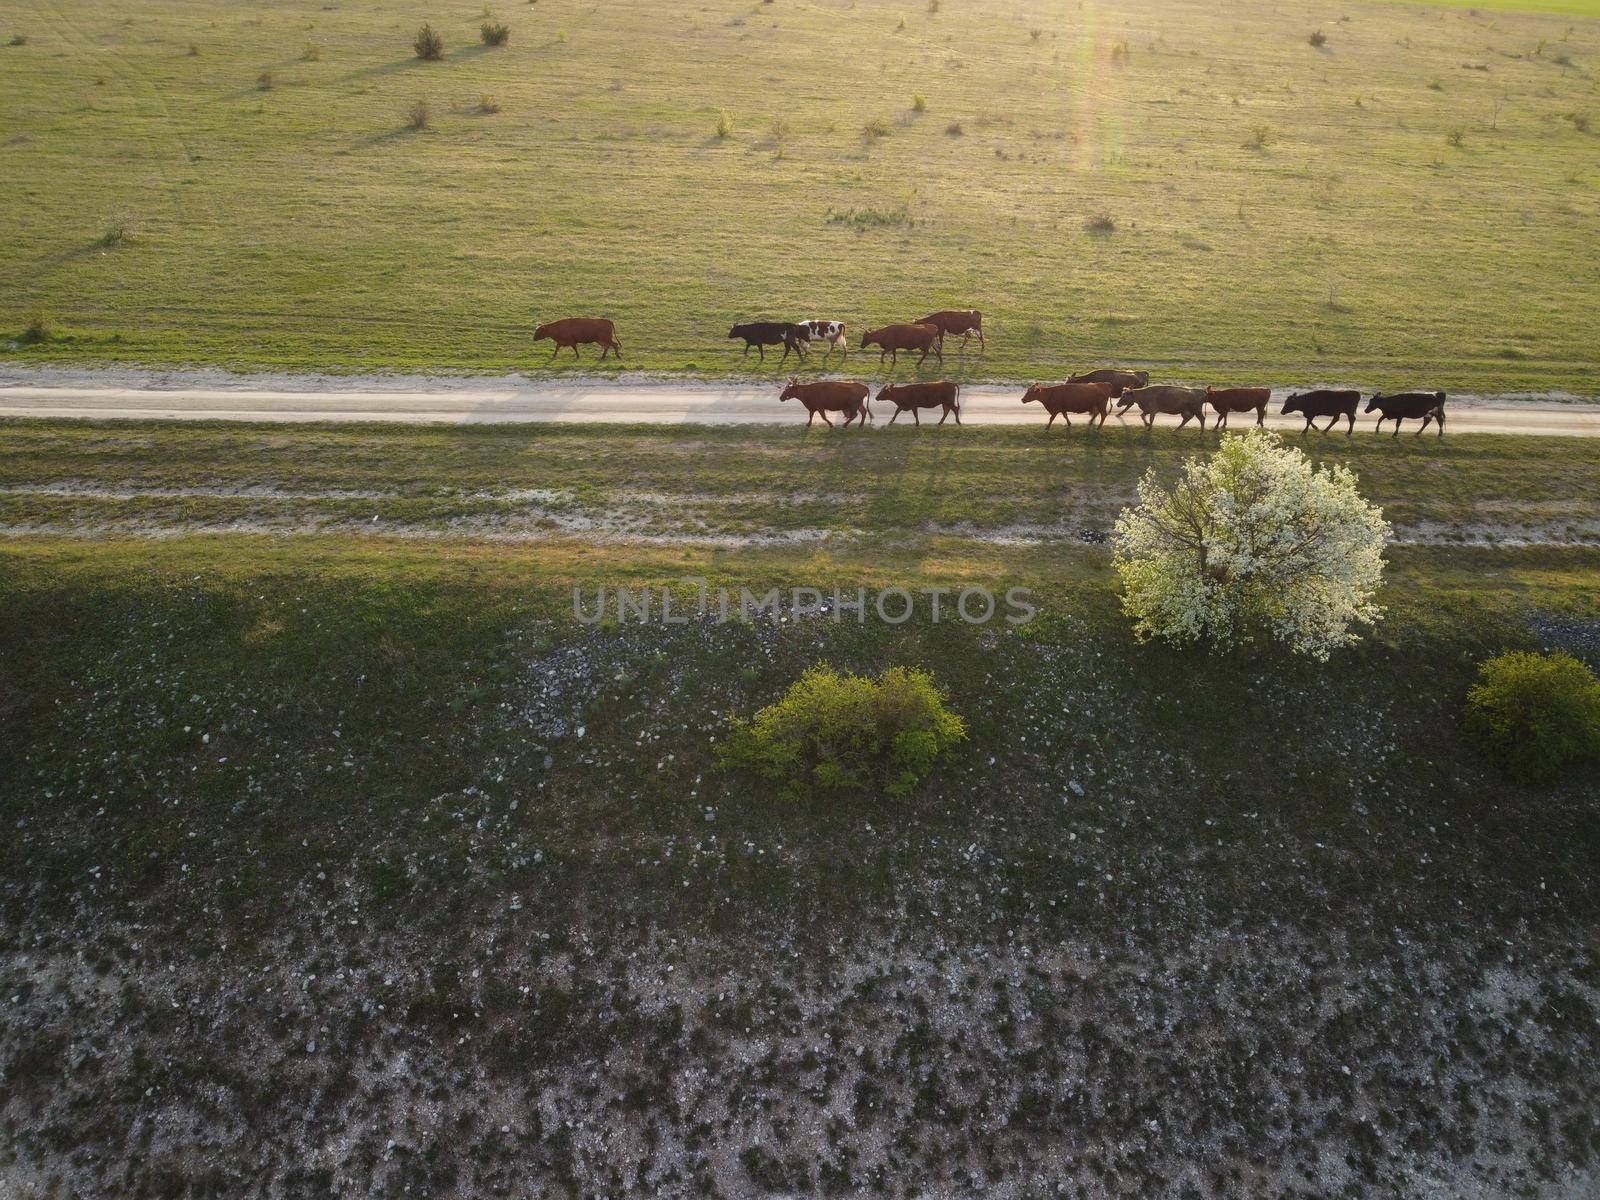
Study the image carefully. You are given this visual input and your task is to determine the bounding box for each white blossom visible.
[1111,429,1391,660]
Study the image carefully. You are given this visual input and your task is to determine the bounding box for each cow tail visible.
[953,383,961,413]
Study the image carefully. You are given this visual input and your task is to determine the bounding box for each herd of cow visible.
[529,312,1450,436]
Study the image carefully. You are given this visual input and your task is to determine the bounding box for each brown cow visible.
[860,323,943,366]
[1068,368,1149,397]
[1282,389,1360,435]
[878,381,961,426]
[1206,386,1271,429]
[916,309,985,351]
[1365,391,1447,437]
[1021,381,1113,429]
[1119,384,1208,430]
[533,317,621,361]
[779,379,871,428]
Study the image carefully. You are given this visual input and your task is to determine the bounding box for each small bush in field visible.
[1084,212,1116,234]
[21,312,52,343]
[720,665,967,800]
[480,20,510,46]
[912,92,927,112]
[1465,650,1600,783]
[302,43,321,62]
[187,43,200,56]
[256,70,274,90]
[98,214,133,247]
[10,33,29,46]
[478,93,501,114]
[715,108,734,138]
[863,117,890,139]
[1309,30,1327,48]
[414,23,444,60]
[945,120,963,135]
[407,99,430,130]
[1446,127,1464,147]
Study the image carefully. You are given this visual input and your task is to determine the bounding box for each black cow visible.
[1283,389,1360,435]
[1366,391,1447,437]
[729,321,808,364]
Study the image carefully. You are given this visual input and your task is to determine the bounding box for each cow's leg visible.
[1177,412,1192,429]
[1046,412,1056,429]
[1216,411,1227,429]
[1436,411,1445,437]
[806,409,815,426]
[549,344,561,360]
[1345,412,1355,436]
[912,408,922,427]
[977,327,986,350]
[819,410,833,427]
[1393,417,1403,438]
[938,406,949,426]
[887,408,900,425]
[954,403,962,427]
[1256,406,1265,427]
[1063,413,1072,429]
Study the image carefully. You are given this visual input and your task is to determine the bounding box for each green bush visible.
[480,20,511,47]
[721,665,967,800]
[414,23,444,61]
[1464,650,1600,783]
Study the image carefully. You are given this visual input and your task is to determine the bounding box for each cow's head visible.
[875,383,900,401]
[1282,393,1305,415]
[1021,383,1041,405]
[1363,394,1385,413]
[533,324,549,341]
[1133,371,1150,388]
[779,379,800,402]
[859,328,881,348]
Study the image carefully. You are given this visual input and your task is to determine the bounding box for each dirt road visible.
[3,379,1598,435]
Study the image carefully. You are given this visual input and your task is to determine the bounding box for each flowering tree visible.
[1111,429,1390,660]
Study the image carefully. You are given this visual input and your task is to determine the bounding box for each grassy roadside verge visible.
[5,419,1600,542]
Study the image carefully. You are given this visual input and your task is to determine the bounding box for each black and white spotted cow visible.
[797,319,848,358]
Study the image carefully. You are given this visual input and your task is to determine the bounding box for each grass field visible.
[3,0,1599,390]
[5,418,1600,543]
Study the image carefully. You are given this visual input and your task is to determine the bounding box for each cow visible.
[533,317,621,361]
[917,309,985,351]
[1068,368,1149,398]
[1366,391,1447,437]
[779,379,871,428]
[798,319,848,359]
[1119,384,1209,430]
[1021,381,1114,429]
[860,323,943,366]
[1205,386,1271,429]
[1282,389,1360,435]
[729,321,808,364]
[878,381,961,426]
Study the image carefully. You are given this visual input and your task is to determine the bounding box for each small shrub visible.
[862,117,889,139]
[1246,123,1272,149]
[896,16,907,32]
[414,23,444,60]
[407,98,430,130]
[911,92,927,113]
[1030,28,1043,42]
[715,108,734,138]
[21,312,51,343]
[1427,77,1443,91]
[1446,127,1464,147]
[1569,112,1590,133]
[927,0,940,11]
[477,93,501,114]
[720,665,967,800]
[480,19,510,46]
[256,70,274,90]
[301,43,321,62]
[1084,212,1116,234]
[945,120,963,136]
[98,214,133,247]
[1110,40,1128,60]
[1465,650,1600,783]
[10,33,28,46]
[1309,30,1327,48]
[187,43,200,56]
